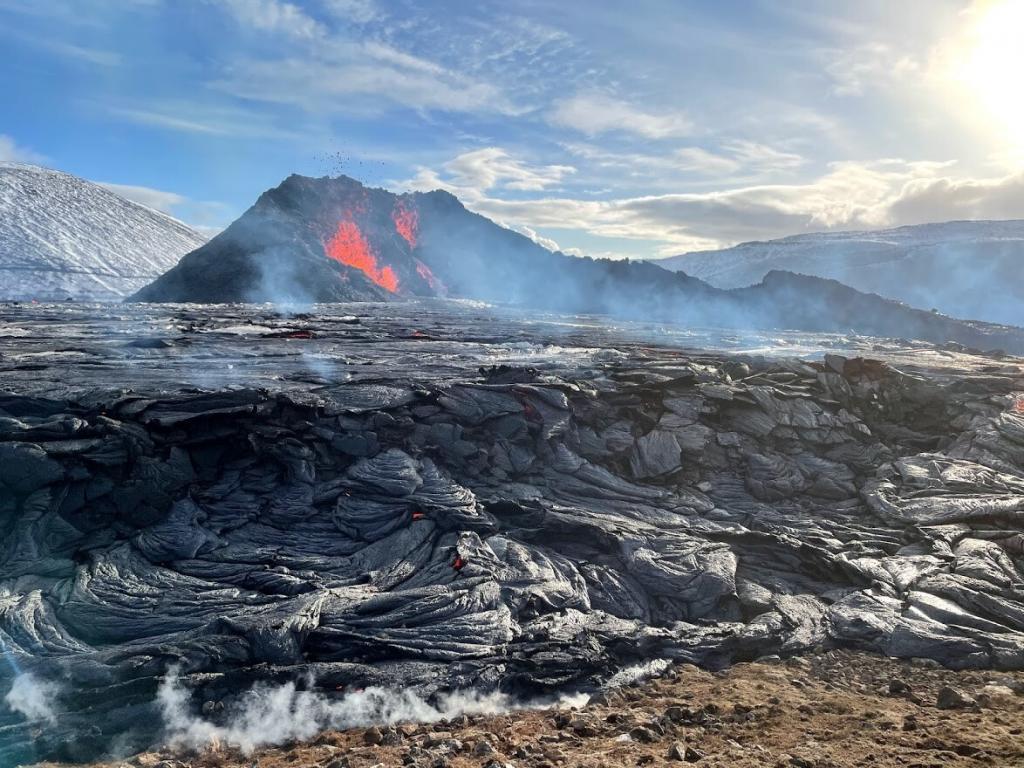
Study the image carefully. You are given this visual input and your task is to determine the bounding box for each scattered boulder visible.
[937,686,976,710]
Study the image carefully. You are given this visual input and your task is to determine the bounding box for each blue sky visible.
[2,0,1023,256]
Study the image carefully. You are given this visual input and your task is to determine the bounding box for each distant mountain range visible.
[132,173,1024,354]
[652,221,1024,326]
[0,162,206,301]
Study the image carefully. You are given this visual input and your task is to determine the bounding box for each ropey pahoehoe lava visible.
[1,300,1024,764]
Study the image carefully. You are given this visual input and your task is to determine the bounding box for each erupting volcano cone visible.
[131,174,445,303]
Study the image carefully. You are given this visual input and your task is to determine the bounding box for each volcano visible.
[132,174,1024,354]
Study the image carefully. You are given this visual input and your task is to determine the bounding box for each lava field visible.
[1,301,1024,763]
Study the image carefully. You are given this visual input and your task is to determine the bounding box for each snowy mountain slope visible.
[653,220,1024,326]
[0,162,207,300]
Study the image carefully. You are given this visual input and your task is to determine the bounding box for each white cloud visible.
[672,147,740,175]
[402,148,575,197]
[321,0,378,24]
[213,52,511,115]
[106,102,305,140]
[670,143,802,176]
[216,0,325,39]
[726,141,804,171]
[98,180,230,235]
[98,182,187,213]
[561,140,802,185]
[2,27,124,67]
[207,2,516,116]
[825,42,921,96]
[885,171,1024,224]
[43,39,121,66]
[549,93,694,139]
[443,148,574,192]
[407,153,1024,256]
[0,134,48,164]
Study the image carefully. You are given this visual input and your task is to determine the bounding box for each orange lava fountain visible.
[392,200,418,248]
[325,219,398,293]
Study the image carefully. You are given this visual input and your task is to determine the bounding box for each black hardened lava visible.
[2,303,1024,762]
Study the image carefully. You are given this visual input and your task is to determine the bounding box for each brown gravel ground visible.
[55,651,1024,768]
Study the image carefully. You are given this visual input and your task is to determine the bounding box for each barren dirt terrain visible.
[62,651,1024,768]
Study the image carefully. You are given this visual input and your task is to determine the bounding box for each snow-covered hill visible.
[0,162,207,300]
[653,220,1024,326]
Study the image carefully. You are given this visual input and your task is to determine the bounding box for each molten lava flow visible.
[415,260,446,295]
[1013,397,1024,414]
[392,200,418,248]
[325,219,398,293]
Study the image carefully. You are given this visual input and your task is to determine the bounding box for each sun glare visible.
[954,0,1024,157]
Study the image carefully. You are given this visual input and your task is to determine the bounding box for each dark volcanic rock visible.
[2,304,1024,764]
[130,174,1024,354]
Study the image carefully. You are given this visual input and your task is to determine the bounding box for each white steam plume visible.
[159,668,589,754]
[4,673,60,723]
[605,658,671,688]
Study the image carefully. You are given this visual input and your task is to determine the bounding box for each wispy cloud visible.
[824,42,921,96]
[106,102,305,140]
[211,53,513,114]
[217,0,326,39]
[0,134,48,164]
[208,0,518,115]
[549,92,695,139]
[2,30,123,67]
[672,141,804,176]
[98,182,187,213]
[404,151,1023,256]
[402,148,575,197]
[321,0,379,24]
[98,179,231,234]
[560,140,803,189]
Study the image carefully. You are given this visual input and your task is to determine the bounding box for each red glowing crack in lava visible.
[325,218,399,293]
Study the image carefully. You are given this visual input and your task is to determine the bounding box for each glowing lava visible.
[325,219,398,293]
[415,260,446,295]
[392,200,419,248]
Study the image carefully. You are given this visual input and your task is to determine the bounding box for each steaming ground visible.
[156,672,590,756]
[0,298,1009,398]
[63,652,1024,768]
[3,299,1024,764]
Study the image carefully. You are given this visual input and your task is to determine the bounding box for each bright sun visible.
[953,0,1024,156]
